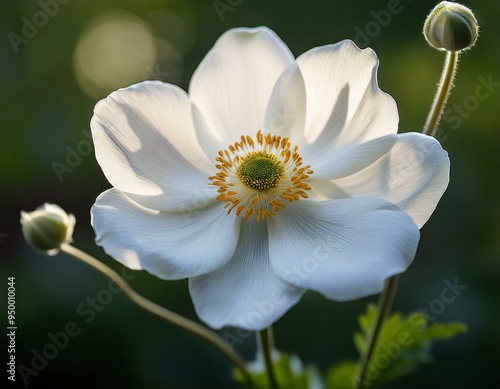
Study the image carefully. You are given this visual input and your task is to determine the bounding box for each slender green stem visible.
[355,49,461,389]
[355,276,399,389]
[258,327,279,389]
[60,243,256,389]
[422,51,459,137]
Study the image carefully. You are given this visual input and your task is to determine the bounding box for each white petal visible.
[268,199,419,301]
[329,133,450,228]
[91,81,214,212]
[91,189,239,279]
[309,134,397,180]
[264,63,307,141]
[189,221,304,330]
[189,27,294,141]
[191,102,225,167]
[296,40,398,155]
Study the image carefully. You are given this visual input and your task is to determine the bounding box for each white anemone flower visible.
[90,27,449,331]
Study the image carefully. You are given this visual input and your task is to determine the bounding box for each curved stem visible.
[422,51,459,137]
[258,327,279,389]
[355,276,399,389]
[60,243,256,389]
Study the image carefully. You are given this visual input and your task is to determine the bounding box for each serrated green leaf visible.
[347,304,468,387]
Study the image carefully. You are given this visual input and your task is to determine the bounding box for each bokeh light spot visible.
[73,9,157,99]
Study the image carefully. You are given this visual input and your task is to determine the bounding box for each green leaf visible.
[236,307,467,389]
[233,352,321,389]
[326,360,358,389]
[347,304,467,387]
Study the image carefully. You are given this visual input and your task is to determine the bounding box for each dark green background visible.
[1,1,499,388]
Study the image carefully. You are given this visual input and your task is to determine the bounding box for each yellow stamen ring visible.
[209,131,313,222]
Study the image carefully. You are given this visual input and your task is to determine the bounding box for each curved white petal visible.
[189,27,294,142]
[268,198,419,301]
[328,133,450,228]
[91,189,240,280]
[191,102,225,166]
[189,221,304,330]
[91,81,214,212]
[310,134,397,180]
[264,63,307,141]
[295,40,398,160]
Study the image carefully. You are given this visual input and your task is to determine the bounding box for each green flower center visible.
[237,152,284,191]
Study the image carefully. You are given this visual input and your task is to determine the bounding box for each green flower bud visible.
[20,203,75,255]
[424,1,478,52]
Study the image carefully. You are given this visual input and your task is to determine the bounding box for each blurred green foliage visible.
[1,1,499,388]
[234,352,321,389]
[328,304,467,388]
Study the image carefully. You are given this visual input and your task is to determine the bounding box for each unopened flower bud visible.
[424,1,478,52]
[21,203,75,255]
